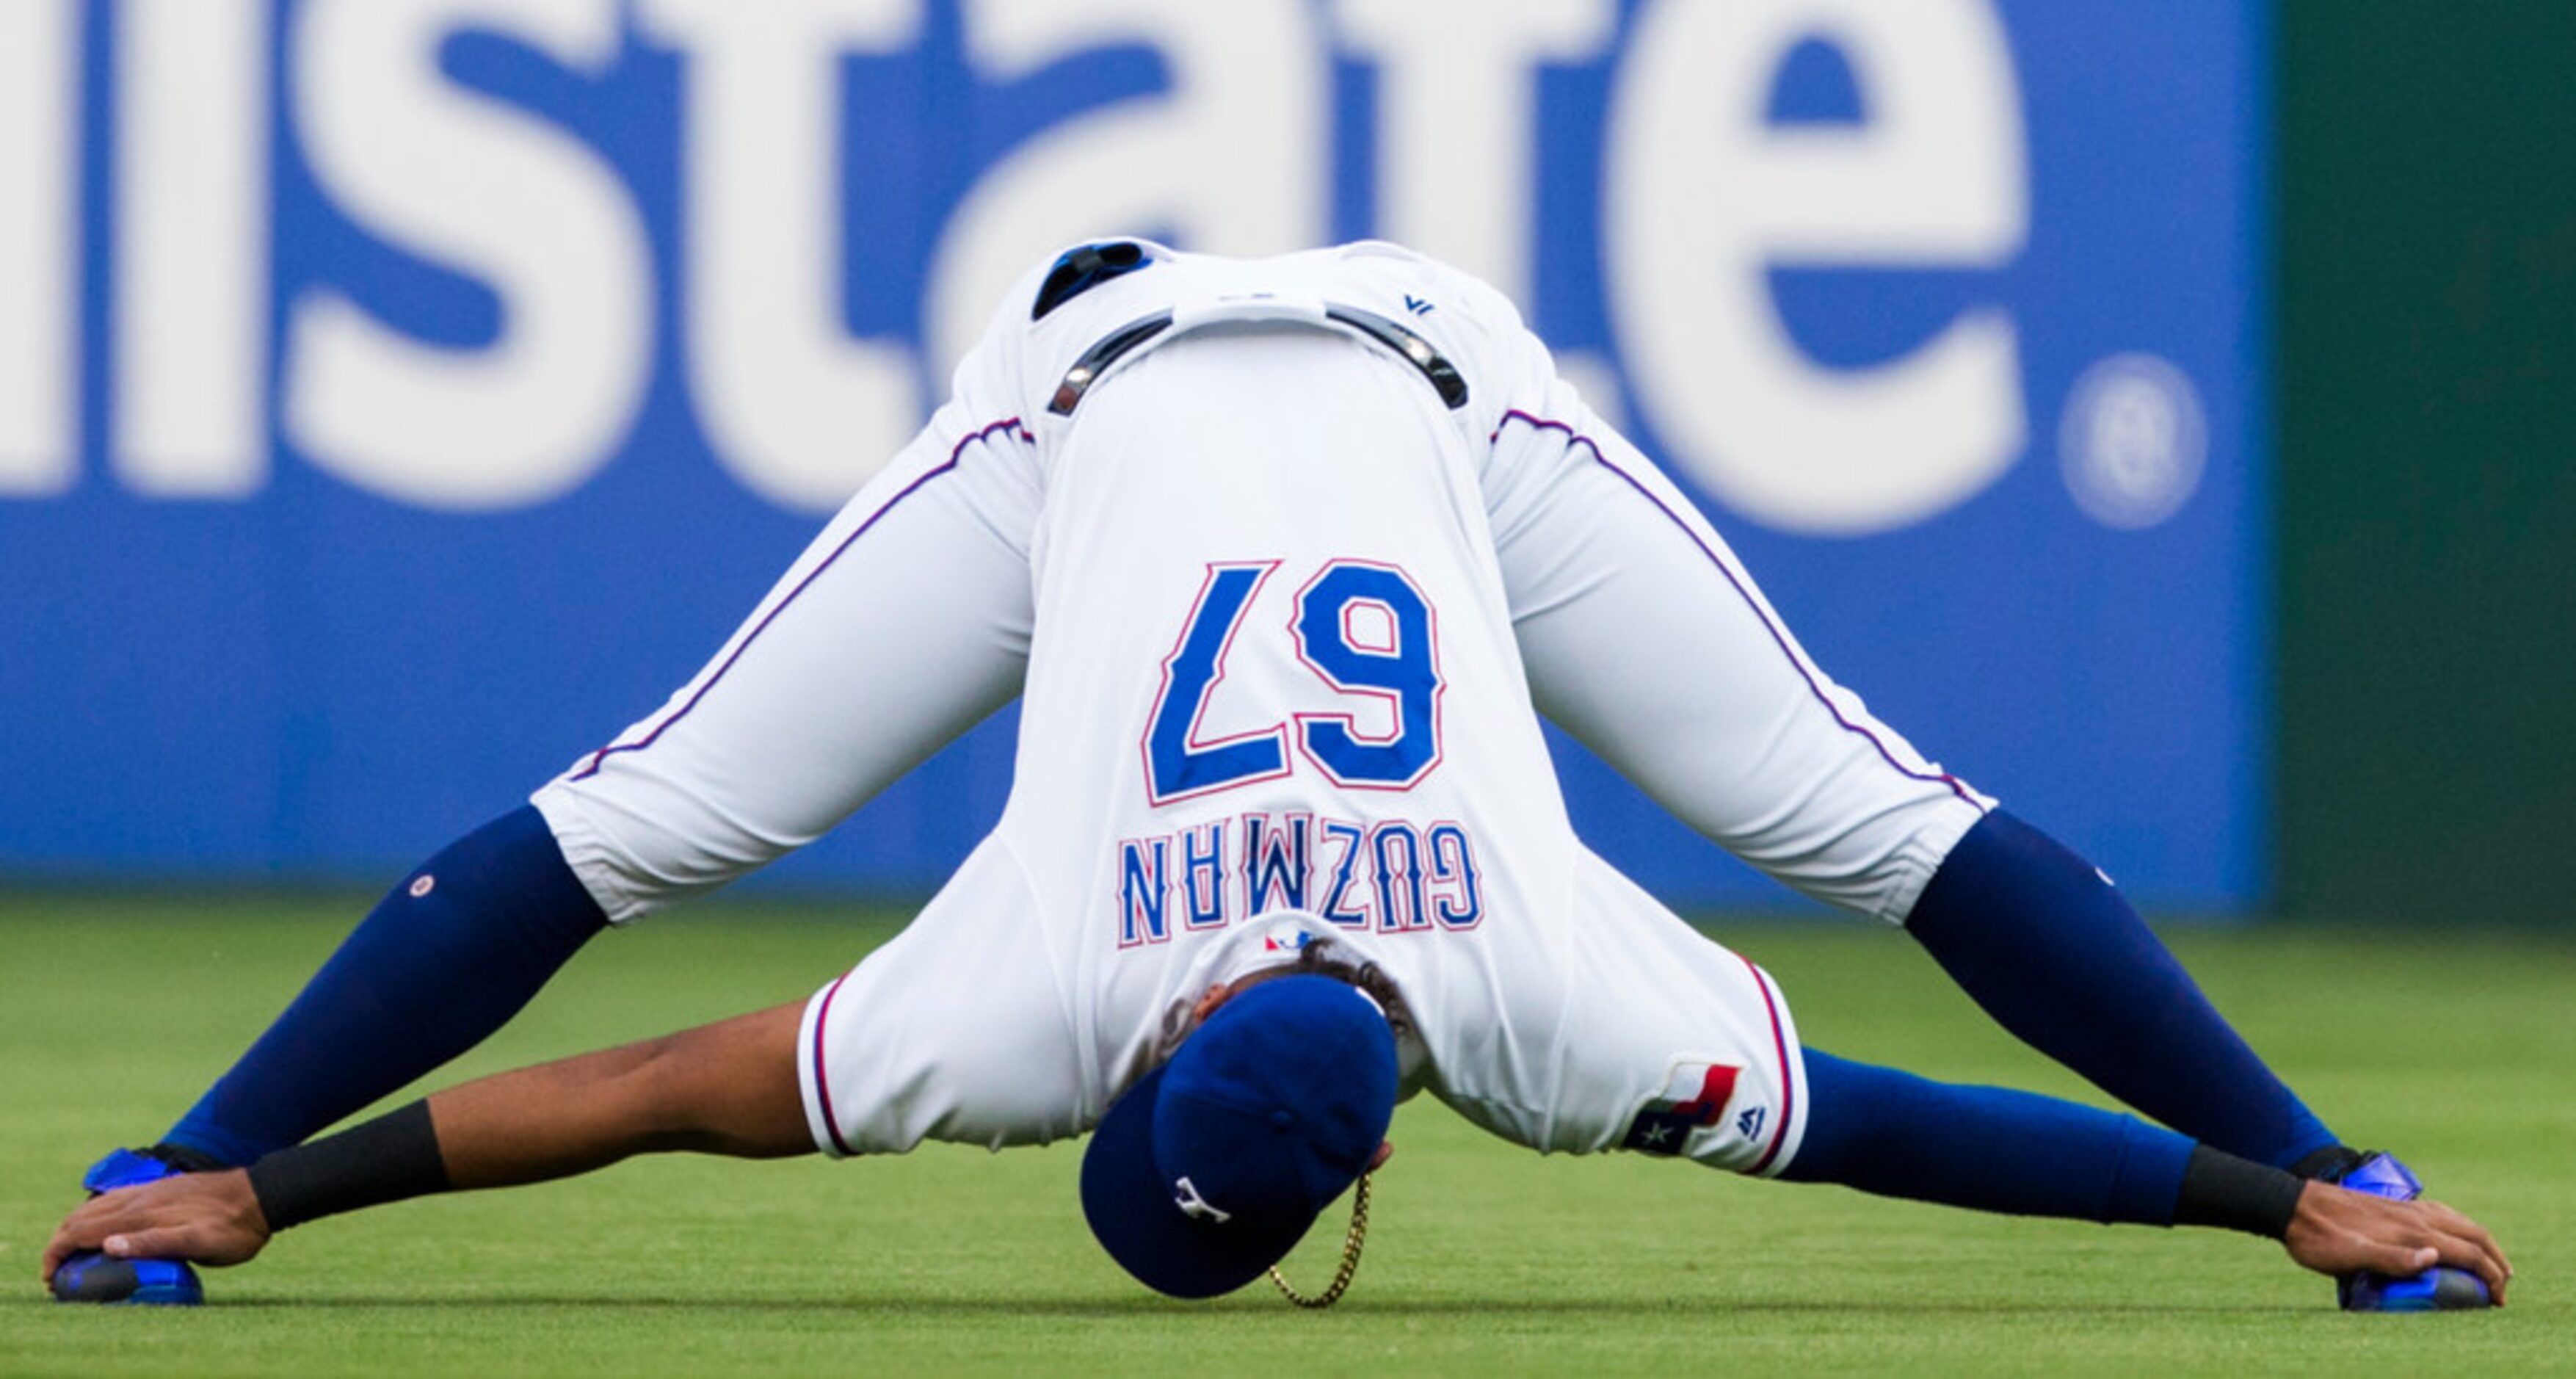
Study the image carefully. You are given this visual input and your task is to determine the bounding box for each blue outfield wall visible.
[0,0,2264,910]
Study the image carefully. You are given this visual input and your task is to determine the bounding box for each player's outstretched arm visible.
[42,1002,809,1286]
[427,999,811,1181]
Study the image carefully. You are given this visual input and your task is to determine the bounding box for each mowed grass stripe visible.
[1,898,2566,1375]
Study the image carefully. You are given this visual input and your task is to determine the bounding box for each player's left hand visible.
[2280,1181,2511,1303]
[41,1169,272,1285]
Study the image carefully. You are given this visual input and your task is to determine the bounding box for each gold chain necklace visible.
[1267,1173,1371,1309]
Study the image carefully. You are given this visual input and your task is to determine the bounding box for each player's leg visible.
[88,807,612,1303]
[1902,809,2342,1170]
[70,410,1040,1303]
[144,406,1042,1176]
[157,806,606,1170]
[1484,399,2337,1172]
[531,404,1042,922]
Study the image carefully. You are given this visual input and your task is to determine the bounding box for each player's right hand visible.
[41,1168,273,1284]
[2280,1181,2511,1303]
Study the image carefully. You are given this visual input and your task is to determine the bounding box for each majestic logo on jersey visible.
[1620,1062,1741,1157]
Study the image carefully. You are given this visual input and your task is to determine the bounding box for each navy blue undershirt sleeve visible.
[1781,1049,2194,1226]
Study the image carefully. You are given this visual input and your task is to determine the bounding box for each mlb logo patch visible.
[1620,1062,1740,1156]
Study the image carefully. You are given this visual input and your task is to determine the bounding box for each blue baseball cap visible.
[1081,974,1399,1298]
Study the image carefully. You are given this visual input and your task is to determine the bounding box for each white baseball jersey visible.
[531,240,1991,1173]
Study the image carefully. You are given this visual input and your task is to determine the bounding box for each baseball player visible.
[48,242,2504,1310]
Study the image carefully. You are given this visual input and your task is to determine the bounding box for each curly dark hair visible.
[1289,937,1415,1043]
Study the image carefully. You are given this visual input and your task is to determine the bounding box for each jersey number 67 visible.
[1142,560,1445,805]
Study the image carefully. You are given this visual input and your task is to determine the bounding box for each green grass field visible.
[1,896,2566,1375]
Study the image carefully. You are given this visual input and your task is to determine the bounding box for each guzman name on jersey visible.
[1117,812,1485,949]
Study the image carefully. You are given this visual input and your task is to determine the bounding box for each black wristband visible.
[245,1100,451,1231]
[2172,1144,2307,1239]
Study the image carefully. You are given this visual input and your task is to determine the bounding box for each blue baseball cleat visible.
[49,1253,204,1306]
[49,1146,212,1306]
[2326,1152,2492,1312]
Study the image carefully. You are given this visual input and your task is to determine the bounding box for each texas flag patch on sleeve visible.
[1620,1062,1741,1156]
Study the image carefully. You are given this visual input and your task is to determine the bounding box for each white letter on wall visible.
[1332,0,1614,309]
[117,0,271,497]
[0,0,77,495]
[1606,0,2028,535]
[638,0,925,513]
[926,0,1327,385]
[285,0,650,510]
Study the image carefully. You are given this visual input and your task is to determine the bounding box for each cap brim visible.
[1080,1063,1318,1299]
